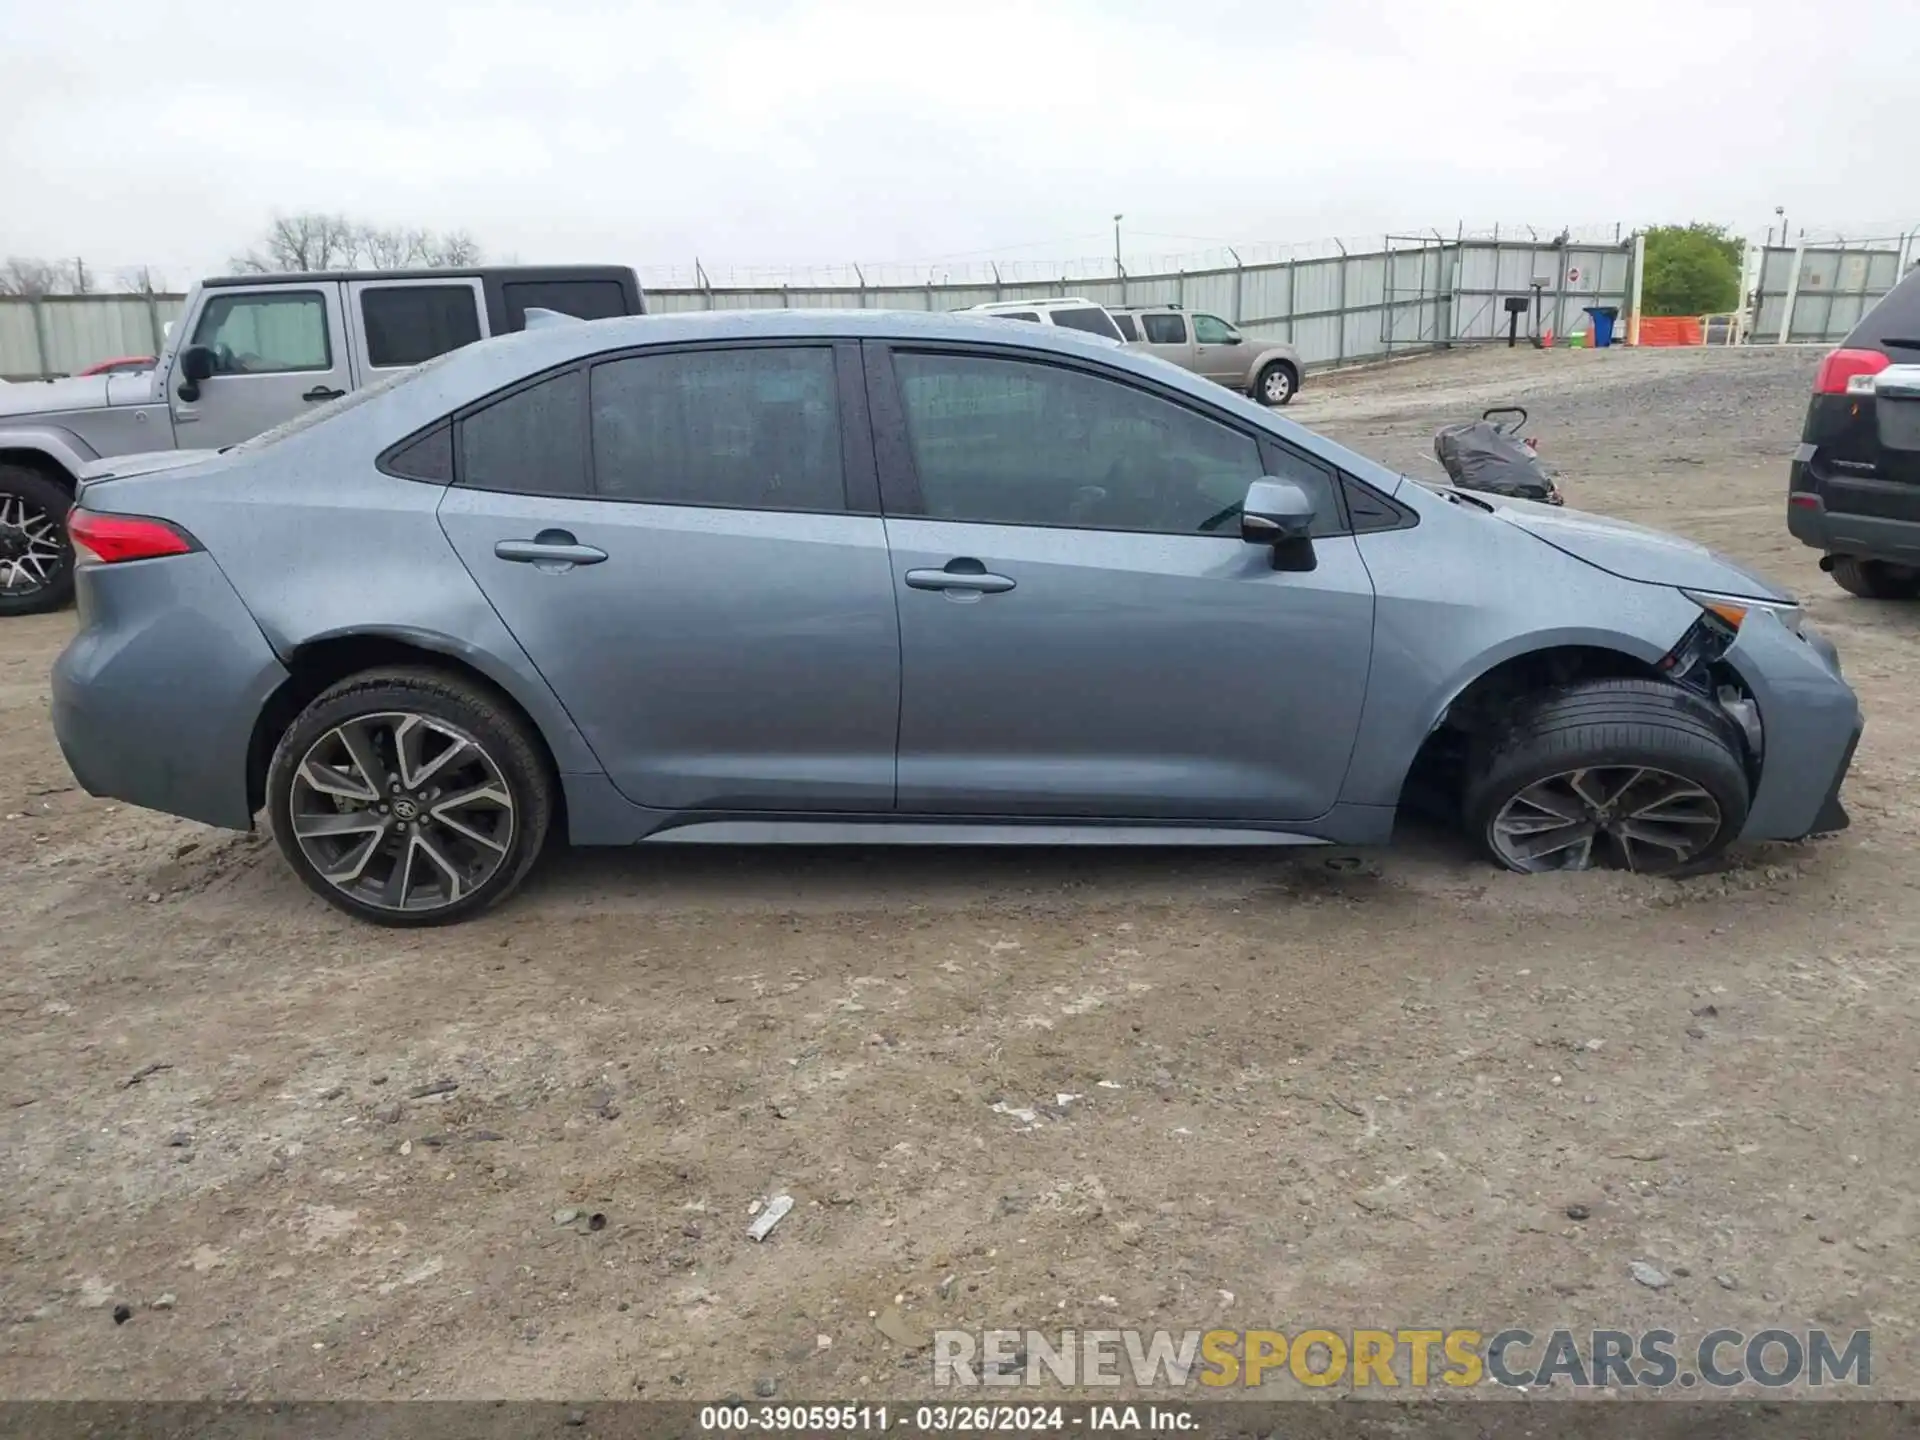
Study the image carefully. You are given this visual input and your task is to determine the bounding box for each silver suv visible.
[0,265,644,616]
[1113,305,1303,407]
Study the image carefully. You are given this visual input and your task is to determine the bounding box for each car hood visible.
[1489,495,1792,600]
[0,374,109,419]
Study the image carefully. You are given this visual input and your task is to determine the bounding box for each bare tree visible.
[423,229,483,267]
[114,265,167,294]
[231,213,484,273]
[355,224,430,269]
[0,257,66,297]
[230,212,361,273]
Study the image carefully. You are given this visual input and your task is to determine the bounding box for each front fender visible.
[0,425,98,483]
[1340,500,1703,809]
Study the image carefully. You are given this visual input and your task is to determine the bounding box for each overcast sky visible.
[5,0,1916,286]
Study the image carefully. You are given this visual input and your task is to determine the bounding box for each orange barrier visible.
[1634,316,1704,347]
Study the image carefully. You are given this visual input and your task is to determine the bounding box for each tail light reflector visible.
[68,509,194,566]
[1813,347,1889,396]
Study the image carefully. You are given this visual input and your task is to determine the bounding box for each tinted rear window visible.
[992,311,1041,323]
[501,280,631,329]
[1848,264,1920,354]
[1110,312,1139,341]
[1049,307,1123,341]
[361,285,482,368]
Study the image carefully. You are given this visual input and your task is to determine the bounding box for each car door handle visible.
[495,533,608,566]
[302,386,346,403]
[905,562,1015,594]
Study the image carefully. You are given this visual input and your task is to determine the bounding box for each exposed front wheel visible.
[0,465,75,617]
[1827,555,1920,600]
[1255,361,1298,407]
[1465,679,1750,875]
[266,668,553,925]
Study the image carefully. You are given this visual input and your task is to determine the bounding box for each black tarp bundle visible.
[1433,420,1562,504]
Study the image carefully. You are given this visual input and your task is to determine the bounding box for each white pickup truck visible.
[0,265,645,615]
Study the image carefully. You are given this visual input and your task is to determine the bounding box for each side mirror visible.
[176,344,215,402]
[1240,477,1317,571]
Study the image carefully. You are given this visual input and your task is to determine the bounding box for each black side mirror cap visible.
[179,345,216,383]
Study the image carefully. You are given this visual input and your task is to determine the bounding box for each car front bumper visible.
[1721,607,1862,842]
[52,551,287,831]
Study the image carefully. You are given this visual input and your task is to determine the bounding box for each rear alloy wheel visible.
[1828,555,1920,600]
[1255,361,1298,407]
[1465,678,1750,876]
[0,465,76,617]
[267,669,552,925]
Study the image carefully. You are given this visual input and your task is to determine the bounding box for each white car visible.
[965,298,1125,343]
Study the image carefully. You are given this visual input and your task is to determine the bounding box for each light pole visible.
[1775,205,1788,247]
[1113,214,1124,278]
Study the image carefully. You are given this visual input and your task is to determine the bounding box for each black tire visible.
[1254,361,1298,407]
[266,667,554,926]
[1463,678,1750,876]
[1827,555,1920,600]
[0,463,76,617]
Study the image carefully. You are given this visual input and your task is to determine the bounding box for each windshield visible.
[231,346,466,454]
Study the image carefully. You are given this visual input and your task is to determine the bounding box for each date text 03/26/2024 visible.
[698,1404,1191,1433]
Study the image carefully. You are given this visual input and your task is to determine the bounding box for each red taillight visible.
[67,509,193,565]
[1813,347,1889,396]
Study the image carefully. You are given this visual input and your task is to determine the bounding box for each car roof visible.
[443,307,1135,372]
[970,298,1108,312]
[202,265,634,288]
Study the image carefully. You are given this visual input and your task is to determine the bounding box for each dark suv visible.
[1788,261,1920,597]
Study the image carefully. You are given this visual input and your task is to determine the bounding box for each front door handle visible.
[495,530,609,567]
[302,385,346,403]
[905,560,1016,594]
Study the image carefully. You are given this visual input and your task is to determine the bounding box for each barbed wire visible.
[17,220,1916,299]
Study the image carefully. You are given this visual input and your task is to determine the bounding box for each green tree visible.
[1642,223,1743,316]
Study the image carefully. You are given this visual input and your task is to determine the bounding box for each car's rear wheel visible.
[266,668,553,926]
[1255,361,1298,407]
[1464,678,1750,875]
[0,464,75,617]
[1827,555,1920,600]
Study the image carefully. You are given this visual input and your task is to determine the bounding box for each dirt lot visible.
[3,343,1918,1402]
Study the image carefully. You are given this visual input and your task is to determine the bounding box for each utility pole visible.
[1113,214,1124,279]
[1775,205,1788,248]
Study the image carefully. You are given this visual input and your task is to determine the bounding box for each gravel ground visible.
[3,342,1917,1404]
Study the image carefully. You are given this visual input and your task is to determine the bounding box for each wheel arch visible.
[1389,634,1673,819]
[0,428,95,492]
[246,627,571,823]
[1250,349,1301,393]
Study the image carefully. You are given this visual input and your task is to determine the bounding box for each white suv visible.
[965,299,1125,344]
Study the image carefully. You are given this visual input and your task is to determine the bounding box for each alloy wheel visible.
[1489,765,1724,874]
[0,493,66,597]
[1262,368,1292,404]
[288,711,515,913]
